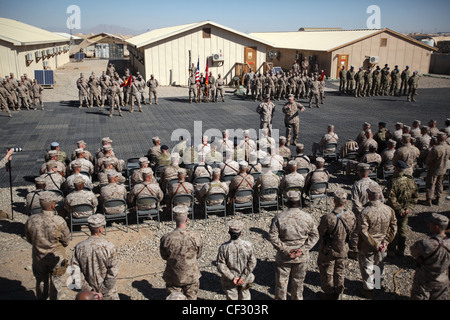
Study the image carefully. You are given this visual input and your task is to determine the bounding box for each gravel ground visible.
[1,160,449,301]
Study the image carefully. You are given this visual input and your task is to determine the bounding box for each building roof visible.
[126,20,274,48]
[54,32,82,40]
[0,17,69,46]
[250,28,437,52]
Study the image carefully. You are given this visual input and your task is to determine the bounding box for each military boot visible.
[130,107,134,113]
[139,107,143,112]
[432,197,440,206]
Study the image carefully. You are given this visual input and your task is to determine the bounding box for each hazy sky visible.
[1,0,449,34]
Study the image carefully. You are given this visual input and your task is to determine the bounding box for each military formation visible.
[0,72,44,118]
[338,64,420,102]
[76,63,159,117]
[19,114,449,301]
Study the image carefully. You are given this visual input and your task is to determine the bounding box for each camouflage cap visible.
[239,161,248,169]
[315,157,325,164]
[173,205,189,218]
[395,122,403,127]
[107,171,119,178]
[286,190,301,201]
[387,139,397,146]
[87,214,106,228]
[39,191,58,205]
[243,130,250,136]
[166,292,187,300]
[428,213,449,228]
[46,160,58,169]
[357,163,370,170]
[47,150,58,157]
[73,175,85,185]
[102,137,113,143]
[367,184,382,196]
[139,157,149,164]
[333,188,348,201]
[228,220,244,233]
[402,133,411,140]
[77,140,86,146]
[142,167,153,176]
[212,168,221,176]
[102,158,113,166]
[177,168,187,176]
[103,145,113,151]
[75,148,85,155]
[296,143,305,150]
[279,136,287,141]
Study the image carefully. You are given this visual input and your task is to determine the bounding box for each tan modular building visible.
[250,28,438,79]
[71,33,130,59]
[0,17,70,78]
[126,21,273,86]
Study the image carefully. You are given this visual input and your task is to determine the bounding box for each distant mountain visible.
[46,24,148,36]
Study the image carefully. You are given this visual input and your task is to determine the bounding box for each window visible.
[203,28,211,39]
[380,38,387,47]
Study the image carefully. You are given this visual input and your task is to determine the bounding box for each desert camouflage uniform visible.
[100,183,127,215]
[392,142,420,175]
[282,101,305,146]
[268,207,319,300]
[254,172,280,202]
[160,228,203,300]
[229,173,255,204]
[279,172,305,198]
[130,168,158,186]
[39,172,65,191]
[410,234,450,300]
[167,181,194,207]
[199,181,229,206]
[317,208,356,296]
[357,200,397,290]
[97,169,126,186]
[65,173,93,193]
[25,210,70,300]
[303,168,329,196]
[128,181,164,209]
[425,140,450,202]
[217,237,257,300]
[64,189,98,218]
[72,235,119,300]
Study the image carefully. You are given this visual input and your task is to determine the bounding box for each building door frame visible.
[337,54,349,78]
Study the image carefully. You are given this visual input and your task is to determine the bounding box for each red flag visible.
[205,58,209,86]
[319,70,326,81]
[120,75,132,87]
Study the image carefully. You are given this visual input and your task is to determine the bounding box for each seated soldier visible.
[97,159,126,186]
[95,145,123,174]
[254,157,280,203]
[156,145,172,167]
[99,171,127,215]
[302,157,330,200]
[189,153,213,195]
[146,136,162,166]
[64,176,98,218]
[293,143,311,173]
[40,150,66,177]
[229,161,255,204]
[160,153,181,191]
[199,168,229,206]
[312,124,339,157]
[269,147,285,172]
[39,161,66,191]
[219,149,240,183]
[128,168,164,210]
[167,168,194,208]
[279,160,305,198]
[237,130,257,162]
[379,139,397,174]
[68,149,95,176]
[212,129,234,154]
[65,162,93,194]
[346,144,381,176]
[131,157,158,186]
[71,140,94,163]
[26,177,47,214]
[95,137,116,161]
[181,143,199,166]
[247,151,262,175]
[197,135,211,154]
[278,136,291,165]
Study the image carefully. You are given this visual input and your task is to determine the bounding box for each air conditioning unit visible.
[369,56,379,64]
[35,51,42,58]
[46,49,52,56]
[43,61,49,67]
[212,53,224,62]
[25,53,33,61]
[268,50,280,60]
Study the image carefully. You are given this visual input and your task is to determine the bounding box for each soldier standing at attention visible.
[215,74,225,102]
[25,192,71,300]
[317,189,356,300]
[357,185,397,299]
[346,66,355,96]
[371,66,381,96]
[244,68,255,97]
[72,214,119,300]
[339,65,347,94]
[407,71,419,102]
[354,67,365,98]
[256,94,275,136]
[380,67,390,96]
[188,73,197,103]
[400,65,411,96]
[108,81,122,117]
[88,75,102,108]
[146,74,159,105]
[389,65,401,96]
[216,220,257,300]
[385,160,418,257]
[283,94,305,146]
[410,213,450,300]
[208,72,216,103]
[363,68,372,97]
[78,77,89,109]
[268,191,319,300]
[130,76,143,113]
[160,205,203,300]
[31,79,44,110]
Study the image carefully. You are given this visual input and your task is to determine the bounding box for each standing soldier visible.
[24,192,71,300]
[371,66,381,96]
[385,160,418,257]
[198,73,206,103]
[16,81,30,110]
[253,73,263,102]
[282,94,305,146]
[424,132,450,206]
[31,79,44,110]
[244,68,255,97]
[72,214,119,300]
[256,94,275,136]
[147,74,159,105]
[389,65,401,96]
[346,66,356,96]
[208,72,216,103]
[123,75,132,105]
[137,74,147,105]
[107,81,123,117]
[265,72,275,100]
[268,191,319,300]
[100,73,112,107]
[380,67,390,96]
[215,74,225,102]
[5,76,18,110]
[407,71,419,102]
[410,213,450,300]
[357,184,397,299]
[88,75,102,108]
[301,57,309,74]
[78,77,89,108]
[354,67,365,97]
[400,66,411,96]
[0,82,12,117]
[318,71,326,104]
[317,189,356,300]
[188,73,197,103]
[216,220,257,300]
[160,205,203,300]
[277,73,287,101]
[363,68,373,97]
[130,76,143,113]
[308,75,320,108]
